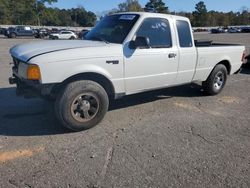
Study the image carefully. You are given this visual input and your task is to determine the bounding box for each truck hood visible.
[10,40,111,62]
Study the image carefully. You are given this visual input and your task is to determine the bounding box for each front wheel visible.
[55,80,109,131]
[202,64,228,95]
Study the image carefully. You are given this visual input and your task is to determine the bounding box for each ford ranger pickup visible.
[8,12,246,131]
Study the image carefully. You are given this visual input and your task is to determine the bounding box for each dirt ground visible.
[0,34,249,188]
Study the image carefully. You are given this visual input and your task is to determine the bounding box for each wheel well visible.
[51,73,115,99]
[10,32,16,37]
[217,60,231,75]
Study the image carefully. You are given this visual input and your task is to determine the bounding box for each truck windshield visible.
[84,14,140,44]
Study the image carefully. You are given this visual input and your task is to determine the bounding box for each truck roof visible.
[112,12,189,22]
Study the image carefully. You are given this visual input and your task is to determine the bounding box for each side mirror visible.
[129,36,150,49]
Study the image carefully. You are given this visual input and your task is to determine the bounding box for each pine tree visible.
[192,1,208,27]
[144,0,169,14]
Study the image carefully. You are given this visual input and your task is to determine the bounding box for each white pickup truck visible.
[9,12,246,131]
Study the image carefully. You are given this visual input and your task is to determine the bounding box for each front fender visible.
[39,62,113,84]
[62,64,113,82]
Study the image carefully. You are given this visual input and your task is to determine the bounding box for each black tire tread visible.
[202,64,228,96]
[55,80,109,131]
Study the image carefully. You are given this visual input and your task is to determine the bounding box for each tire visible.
[39,34,45,39]
[51,36,58,40]
[10,33,16,38]
[202,64,228,95]
[55,80,109,131]
[70,36,75,40]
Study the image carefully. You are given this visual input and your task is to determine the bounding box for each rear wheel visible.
[55,80,109,131]
[202,64,228,95]
[10,33,16,38]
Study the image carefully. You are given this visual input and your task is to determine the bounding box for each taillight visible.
[242,50,247,64]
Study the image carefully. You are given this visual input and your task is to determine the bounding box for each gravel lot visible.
[0,34,249,188]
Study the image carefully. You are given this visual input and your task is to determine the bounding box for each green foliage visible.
[179,1,250,27]
[0,0,250,27]
[118,0,143,12]
[0,0,96,26]
[145,0,169,14]
[192,1,208,27]
[107,0,142,15]
[195,1,207,14]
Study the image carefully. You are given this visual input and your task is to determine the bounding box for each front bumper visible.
[9,75,55,99]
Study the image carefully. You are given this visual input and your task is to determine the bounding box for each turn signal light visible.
[27,64,41,80]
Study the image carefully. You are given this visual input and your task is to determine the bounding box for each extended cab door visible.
[124,17,179,94]
[174,19,197,84]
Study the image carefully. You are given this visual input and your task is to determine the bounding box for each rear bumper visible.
[244,54,250,65]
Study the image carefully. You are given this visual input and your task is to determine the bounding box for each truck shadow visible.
[0,87,68,137]
[241,66,250,74]
[109,84,203,111]
[0,84,203,137]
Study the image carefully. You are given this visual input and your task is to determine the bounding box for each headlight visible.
[27,64,41,80]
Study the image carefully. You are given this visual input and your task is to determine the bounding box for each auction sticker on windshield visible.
[119,15,137,20]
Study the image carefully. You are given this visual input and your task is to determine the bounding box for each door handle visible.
[168,53,177,58]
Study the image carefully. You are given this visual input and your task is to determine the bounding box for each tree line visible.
[112,0,250,27]
[0,0,249,27]
[178,1,250,27]
[0,0,96,26]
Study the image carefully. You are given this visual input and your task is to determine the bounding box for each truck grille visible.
[12,57,23,74]
[12,57,20,67]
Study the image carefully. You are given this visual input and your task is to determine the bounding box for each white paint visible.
[10,12,245,96]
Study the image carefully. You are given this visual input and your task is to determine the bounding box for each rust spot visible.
[0,147,44,163]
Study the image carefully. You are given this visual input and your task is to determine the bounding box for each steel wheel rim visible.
[213,71,224,90]
[70,93,100,122]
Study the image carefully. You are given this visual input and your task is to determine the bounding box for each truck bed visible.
[193,41,245,82]
[195,40,242,47]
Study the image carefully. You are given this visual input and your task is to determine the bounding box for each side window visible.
[136,18,172,48]
[17,26,22,31]
[24,27,31,31]
[176,20,193,48]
